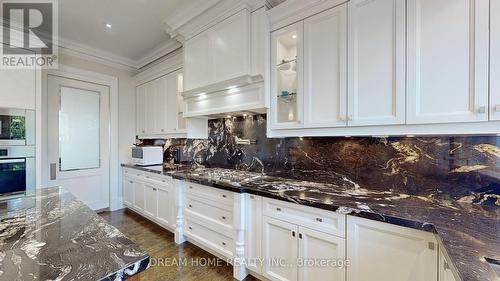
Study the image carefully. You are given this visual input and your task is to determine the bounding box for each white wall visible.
[41,52,136,210]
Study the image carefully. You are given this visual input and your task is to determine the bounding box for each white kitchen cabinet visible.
[245,194,263,274]
[347,216,438,281]
[298,226,345,281]
[347,0,405,126]
[262,216,298,281]
[407,0,489,124]
[157,186,174,227]
[123,176,134,206]
[270,22,303,130]
[0,56,36,110]
[136,84,147,135]
[303,4,347,128]
[439,248,458,281]
[212,10,250,83]
[144,184,158,218]
[183,9,251,92]
[136,70,205,138]
[184,32,212,91]
[133,181,145,212]
[490,0,500,121]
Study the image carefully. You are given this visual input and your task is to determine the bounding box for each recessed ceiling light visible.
[105,23,112,28]
[292,34,297,39]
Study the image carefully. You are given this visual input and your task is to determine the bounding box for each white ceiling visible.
[58,0,190,69]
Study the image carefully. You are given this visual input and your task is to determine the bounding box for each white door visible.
[298,226,345,281]
[407,0,489,124]
[47,75,110,210]
[123,176,134,206]
[262,216,298,281]
[133,180,145,211]
[303,4,347,128]
[165,72,180,133]
[270,22,304,130]
[143,183,158,218]
[245,194,263,274]
[439,249,458,281]
[491,0,500,121]
[347,216,438,281]
[156,185,173,227]
[348,0,405,126]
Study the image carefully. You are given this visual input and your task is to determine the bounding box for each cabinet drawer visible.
[185,194,233,232]
[124,168,145,179]
[144,173,172,186]
[185,216,234,258]
[263,198,346,238]
[184,182,234,207]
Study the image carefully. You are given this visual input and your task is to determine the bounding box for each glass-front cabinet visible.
[270,22,303,129]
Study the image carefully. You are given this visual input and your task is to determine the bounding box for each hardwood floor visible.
[99,209,259,281]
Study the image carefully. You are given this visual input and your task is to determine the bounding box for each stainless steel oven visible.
[0,108,35,146]
[0,143,35,195]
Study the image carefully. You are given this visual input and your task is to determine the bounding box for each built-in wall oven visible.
[0,108,36,195]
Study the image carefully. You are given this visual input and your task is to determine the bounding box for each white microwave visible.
[131,146,163,166]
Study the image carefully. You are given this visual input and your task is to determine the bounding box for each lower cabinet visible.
[347,216,438,281]
[122,168,175,230]
[262,216,346,281]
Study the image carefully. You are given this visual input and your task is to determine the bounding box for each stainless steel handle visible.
[50,163,56,180]
[477,106,487,114]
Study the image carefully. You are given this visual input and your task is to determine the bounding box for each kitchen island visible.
[0,187,150,281]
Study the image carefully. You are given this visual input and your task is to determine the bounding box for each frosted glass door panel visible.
[59,87,100,171]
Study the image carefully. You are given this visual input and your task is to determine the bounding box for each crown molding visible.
[163,0,276,42]
[135,39,182,68]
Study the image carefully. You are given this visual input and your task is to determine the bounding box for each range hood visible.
[181,74,267,118]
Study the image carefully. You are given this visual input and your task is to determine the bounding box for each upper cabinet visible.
[0,68,36,110]
[135,69,207,139]
[183,10,251,92]
[347,0,405,126]
[267,0,499,137]
[407,0,489,124]
[491,0,500,121]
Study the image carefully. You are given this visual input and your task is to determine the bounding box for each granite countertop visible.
[122,163,499,281]
[0,186,150,281]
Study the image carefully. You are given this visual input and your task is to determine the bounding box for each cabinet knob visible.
[221,242,226,246]
[315,218,323,222]
[189,186,193,189]
[276,207,282,211]
[161,129,164,132]
[188,226,192,230]
[142,130,145,133]
[222,216,226,220]
[222,194,227,198]
[188,204,192,208]
[477,106,487,114]
[129,181,133,184]
[153,188,157,191]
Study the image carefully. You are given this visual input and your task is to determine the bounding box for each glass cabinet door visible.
[271,22,303,129]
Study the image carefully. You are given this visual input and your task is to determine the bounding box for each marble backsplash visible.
[139,114,500,206]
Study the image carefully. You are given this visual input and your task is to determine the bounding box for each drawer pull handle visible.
[276,207,282,211]
[222,216,226,220]
[188,204,192,208]
[188,226,192,230]
[316,218,323,222]
[221,242,226,246]
[222,194,227,198]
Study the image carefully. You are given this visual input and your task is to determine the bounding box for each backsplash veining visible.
[140,114,500,206]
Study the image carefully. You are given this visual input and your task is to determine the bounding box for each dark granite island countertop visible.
[0,186,150,281]
[122,163,499,281]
